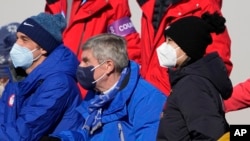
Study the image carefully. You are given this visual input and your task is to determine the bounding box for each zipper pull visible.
[118,122,125,141]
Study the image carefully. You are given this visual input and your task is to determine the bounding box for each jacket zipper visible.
[118,122,125,141]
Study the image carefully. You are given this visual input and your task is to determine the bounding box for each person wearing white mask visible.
[156,12,232,141]
[41,33,166,141]
[0,12,82,141]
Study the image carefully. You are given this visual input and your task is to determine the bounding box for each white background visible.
[1,1,249,124]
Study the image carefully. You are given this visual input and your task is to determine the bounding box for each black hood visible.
[169,52,232,100]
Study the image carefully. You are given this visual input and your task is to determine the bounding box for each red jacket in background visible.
[45,0,141,62]
[45,0,141,98]
[224,79,250,112]
[137,0,232,96]
[216,0,223,9]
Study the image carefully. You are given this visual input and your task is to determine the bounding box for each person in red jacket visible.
[216,0,223,9]
[45,0,141,98]
[136,0,232,96]
[224,79,250,112]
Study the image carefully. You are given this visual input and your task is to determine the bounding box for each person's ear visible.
[105,60,115,75]
[40,48,48,55]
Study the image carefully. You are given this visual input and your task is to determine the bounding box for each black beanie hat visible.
[164,12,226,61]
[17,12,66,54]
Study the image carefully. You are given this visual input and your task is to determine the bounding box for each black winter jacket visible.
[157,52,232,141]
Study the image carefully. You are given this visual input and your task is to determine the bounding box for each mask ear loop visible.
[175,47,186,61]
[91,61,107,84]
[92,73,106,84]
[177,53,186,61]
[91,61,106,71]
[31,48,42,62]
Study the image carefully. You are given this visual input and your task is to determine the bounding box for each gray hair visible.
[82,33,129,73]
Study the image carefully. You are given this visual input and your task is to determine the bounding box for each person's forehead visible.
[81,49,98,62]
[16,32,31,40]
[16,32,40,49]
[81,49,92,58]
[16,32,34,42]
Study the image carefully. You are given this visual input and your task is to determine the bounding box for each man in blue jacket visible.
[41,33,167,141]
[0,12,82,140]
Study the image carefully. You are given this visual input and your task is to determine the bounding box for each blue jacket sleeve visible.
[0,77,81,141]
[132,87,166,140]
